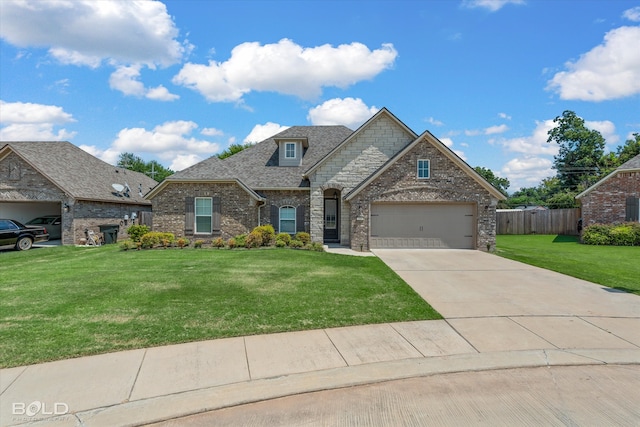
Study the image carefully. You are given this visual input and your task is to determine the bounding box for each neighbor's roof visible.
[576,154,640,199]
[156,125,354,191]
[0,141,157,204]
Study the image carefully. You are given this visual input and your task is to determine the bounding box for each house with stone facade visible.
[0,141,157,245]
[576,154,640,227]
[146,108,506,251]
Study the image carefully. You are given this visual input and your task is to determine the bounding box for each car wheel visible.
[16,236,33,251]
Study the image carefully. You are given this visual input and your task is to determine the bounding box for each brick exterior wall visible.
[308,114,415,244]
[348,139,499,252]
[151,182,259,241]
[72,200,151,245]
[258,190,310,233]
[580,171,640,226]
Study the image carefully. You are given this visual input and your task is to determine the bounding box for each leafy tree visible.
[616,133,640,165]
[217,143,253,159]
[474,166,510,196]
[547,110,605,191]
[117,152,174,182]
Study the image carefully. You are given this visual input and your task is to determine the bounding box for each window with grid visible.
[417,159,430,179]
[279,206,296,234]
[285,142,296,159]
[195,197,212,233]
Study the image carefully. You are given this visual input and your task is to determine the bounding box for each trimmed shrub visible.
[275,233,291,246]
[582,222,640,246]
[127,225,149,242]
[177,238,189,248]
[227,238,236,249]
[119,240,132,251]
[213,237,225,248]
[295,232,311,246]
[194,239,204,248]
[275,239,287,248]
[245,230,262,248]
[253,225,275,246]
[290,239,304,248]
[309,241,325,252]
[234,234,246,247]
[140,232,175,249]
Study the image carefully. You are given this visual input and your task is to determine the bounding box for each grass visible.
[0,245,440,368]
[496,234,640,295]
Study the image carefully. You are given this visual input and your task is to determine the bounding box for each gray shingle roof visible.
[2,141,157,204]
[168,126,354,188]
[618,154,640,170]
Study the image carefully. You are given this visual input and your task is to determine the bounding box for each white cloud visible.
[173,39,397,102]
[498,112,512,120]
[585,120,619,145]
[94,120,222,170]
[0,100,76,141]
[307,98,379,128]
[426,116,444,126]
[201,127,224,137]
[546,26,640,101]
[244,122,290,143]
[0,0,188,67]
[498,120,559,156]
[501,156,554,190]
[623,6,640,22]
[461,0,525,12]
[109,65,179,101]
[485,124,509,135]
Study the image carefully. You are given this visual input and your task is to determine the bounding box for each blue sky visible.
[1,0,639,191]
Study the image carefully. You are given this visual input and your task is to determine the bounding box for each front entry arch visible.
[323,189,340,243]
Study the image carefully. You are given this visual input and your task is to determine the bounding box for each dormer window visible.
[285,142,296,159]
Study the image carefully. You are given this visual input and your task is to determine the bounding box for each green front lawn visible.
[496,235,640,295]
[0,246,439,368]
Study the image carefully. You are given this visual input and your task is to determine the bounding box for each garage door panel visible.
[370,203,475,249]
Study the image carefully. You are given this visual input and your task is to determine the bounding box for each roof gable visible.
[345,131,507,201]
[1,142,157,204]
[304,107,418,177]
[576,153,640,199]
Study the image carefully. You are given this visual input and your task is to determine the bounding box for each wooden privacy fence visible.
[497,208,581,235]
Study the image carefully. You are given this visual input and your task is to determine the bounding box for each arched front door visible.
[323,189,340,242]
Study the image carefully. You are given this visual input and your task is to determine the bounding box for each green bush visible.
[582,223,640,246]
[275,233,291,246]
[127,225,150,242]
[119,240,132,251]
[234,234,246,247]
[290,239,304,248]
[309,241,325,252]
[213,237,225,248]
[253,225,275,246]
[194,239,204,248]
[140,232,175,249]
[227,237,236,249]
[275,239,287,248]
[295,232,311,246]
[245,230,262,248]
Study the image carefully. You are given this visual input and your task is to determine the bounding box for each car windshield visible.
[27,217,53,224]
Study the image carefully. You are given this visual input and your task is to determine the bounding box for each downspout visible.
[257,200,265,226]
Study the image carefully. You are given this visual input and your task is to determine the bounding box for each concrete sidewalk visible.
[1,249,639,426]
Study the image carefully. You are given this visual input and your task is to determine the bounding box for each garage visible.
[370,203,476,249]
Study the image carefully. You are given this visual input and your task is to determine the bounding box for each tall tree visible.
[217,143,253,159]
[117,152,174,182]
[547,110,605,191]
[474,166,510,196]
[616,133,640,165]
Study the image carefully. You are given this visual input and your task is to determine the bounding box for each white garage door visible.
[370,203,475,249]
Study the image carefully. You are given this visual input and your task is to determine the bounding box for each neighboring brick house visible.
[0,142,157,245]
[147,108,506,251]
[576,154,640,227]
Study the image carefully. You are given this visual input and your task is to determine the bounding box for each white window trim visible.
[279,206,296,234]
[195,197,213,234]
[417,159,430,179]
[285,142,296,159]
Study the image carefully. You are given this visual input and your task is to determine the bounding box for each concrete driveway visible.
[373,249,640,318]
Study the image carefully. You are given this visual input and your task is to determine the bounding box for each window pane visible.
[196,198,212,215]
[418,160,429,178]
[280,207,296,233]
[285,143,296,158]
[196,216,212,233]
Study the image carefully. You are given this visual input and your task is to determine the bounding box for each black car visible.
[0,219,50,251]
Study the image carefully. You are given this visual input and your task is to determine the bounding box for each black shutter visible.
[296,205,306,232]
[626,196,639,222]
[184,197,194,235]
[270,205,279,233]
[212,197,221,231]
